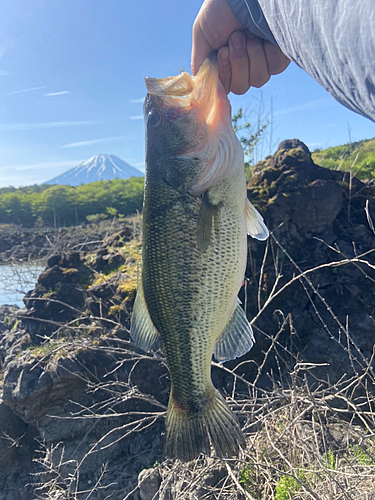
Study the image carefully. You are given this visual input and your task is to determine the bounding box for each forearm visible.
[228,0,375,121]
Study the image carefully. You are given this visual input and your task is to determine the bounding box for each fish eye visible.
[148,110,161,127]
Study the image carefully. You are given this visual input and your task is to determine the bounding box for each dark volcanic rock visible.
[46,251,83,269]
[2,353,89,425]
[22,251,93,331]
[104,226,133,247]
[278,138,312,155]
[248,139,345,243]
[290,178,342,233]
[86,272,135,324]
[92,248,126,273]
[0,401,39,493]
[245,139,375,385]
[0,220,133,263]
[0,305,19,335]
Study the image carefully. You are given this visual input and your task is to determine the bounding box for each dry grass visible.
[8,216,374,500]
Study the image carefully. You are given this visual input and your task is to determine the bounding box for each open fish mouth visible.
[144,53,230,131]
[145,71,194,97]
[143,54,239,195]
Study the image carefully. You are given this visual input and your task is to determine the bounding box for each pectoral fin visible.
[245,198,269,241]
[130,279,160,353]
[196,191,221,252]
[214,300,255,362]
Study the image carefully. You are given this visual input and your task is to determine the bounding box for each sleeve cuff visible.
[227,0,278,46]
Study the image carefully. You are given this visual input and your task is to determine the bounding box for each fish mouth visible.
[144,53,229,129]
[144,53,239,195]
[145,71,194,97]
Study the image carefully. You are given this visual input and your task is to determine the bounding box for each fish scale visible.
[143,185,210,397]
[130,54,269,461]
[141,171,248,456]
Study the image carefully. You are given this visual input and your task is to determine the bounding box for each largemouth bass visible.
[130,54,268,461]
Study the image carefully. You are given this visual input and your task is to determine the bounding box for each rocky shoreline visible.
[0,140,374,499]
[0,218,136,263]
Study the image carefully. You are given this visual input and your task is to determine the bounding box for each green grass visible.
[350,444,374,466]
[323,449,336,470]
[275,474,300,500]
[239,461,262,500]
[312,137,375,181]
[26,342,59,358]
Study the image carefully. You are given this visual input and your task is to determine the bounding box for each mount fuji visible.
[45,154,144,186]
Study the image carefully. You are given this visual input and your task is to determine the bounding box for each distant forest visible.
[0,177,144,227]
[2,136,374,228]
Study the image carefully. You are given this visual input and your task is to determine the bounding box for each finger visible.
[192,23,213,76]
[218,46,231,94]
[228,31,250,95]
[191,0,244,75]
[263,41,291,75]
[246,35,270,88]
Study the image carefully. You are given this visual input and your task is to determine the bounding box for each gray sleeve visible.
[227,0,375,122]
[228,0,277,45]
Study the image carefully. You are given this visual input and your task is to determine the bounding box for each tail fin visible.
[164,389,245,462]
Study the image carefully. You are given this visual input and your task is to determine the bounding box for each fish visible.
[130,53,269,462]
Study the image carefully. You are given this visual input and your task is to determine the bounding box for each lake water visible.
[0,262,45,307]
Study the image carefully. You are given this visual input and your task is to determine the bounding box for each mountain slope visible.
[45,154,144,186]
[312,137,375,181]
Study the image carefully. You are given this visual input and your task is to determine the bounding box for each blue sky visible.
[1,0,374,188]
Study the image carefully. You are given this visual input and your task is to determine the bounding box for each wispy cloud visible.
[44,90,70,97]
[62,136,123,148]
[0,70,9,76]
[0,160,84,188]
[129,98,144,104]
[1,159,81,172]
[8,85,47,95]
[0,120,102,131]
[130,115,143,120]
[274,98,331,117]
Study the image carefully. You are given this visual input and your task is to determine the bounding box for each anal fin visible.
[214,300,255,362]
[130,278,160,353]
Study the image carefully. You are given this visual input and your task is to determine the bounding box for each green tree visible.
[0,176,144,227]
[0,191,34,225]
[35,185,76,227]
[232,107,269,180]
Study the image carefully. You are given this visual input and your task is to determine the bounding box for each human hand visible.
[191,0,290,94]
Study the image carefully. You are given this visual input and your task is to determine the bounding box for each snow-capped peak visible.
[45,154,144,186]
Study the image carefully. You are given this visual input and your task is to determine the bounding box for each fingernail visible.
[231,31,244,50]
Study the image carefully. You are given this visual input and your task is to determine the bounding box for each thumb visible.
[191,24,213,75]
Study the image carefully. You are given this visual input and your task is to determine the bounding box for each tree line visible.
[0,177,144,227]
